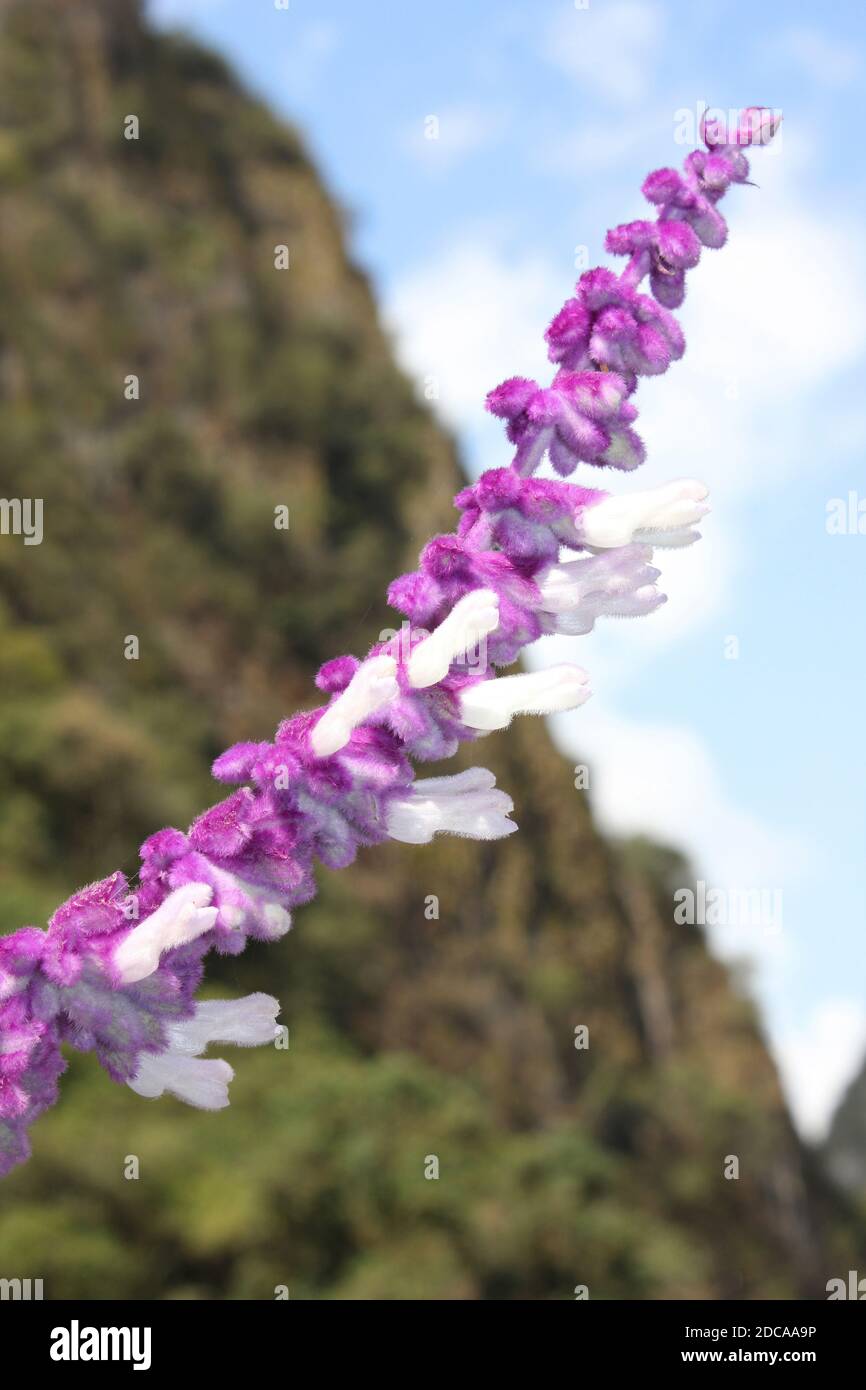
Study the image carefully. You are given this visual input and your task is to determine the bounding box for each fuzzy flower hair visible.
[0,107,780,1178]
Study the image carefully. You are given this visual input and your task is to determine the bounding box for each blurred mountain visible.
[0,0,857,1298]
[824,1057,866,1198]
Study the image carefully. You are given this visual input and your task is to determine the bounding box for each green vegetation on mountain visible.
[0,0,858,1298]
[824,1059,866,1205]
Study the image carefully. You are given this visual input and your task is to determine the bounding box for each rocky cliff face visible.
[824,1058,866,1198]
[0,0,855,1298]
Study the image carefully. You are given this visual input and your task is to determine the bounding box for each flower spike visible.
[0,108,780,1178]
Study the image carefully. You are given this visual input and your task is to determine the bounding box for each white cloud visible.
[540,0,663,106]
[775,1000,866,1139]
[636,136,866,502]
[538,116,655,178]
[401,105,506,170]
[546,704,807,890]
[540,701,810,1003]
[780,28,863,88]
[526,517,737,673]
[609,520,736,652]
[532,98,692,183]
[386,238,560,435]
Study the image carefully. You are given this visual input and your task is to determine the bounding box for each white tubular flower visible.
[113,883,218,985]
[407,589,499,689]
[128,1053,235,1110]
[127,994,280,1110]
[311,654,398,758]
[162,993,281,1055]
[582,479,710,549]
[538,544,663,635]
[459,664,591,731]
[386,768,517,843]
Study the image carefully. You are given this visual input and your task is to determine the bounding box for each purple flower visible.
[545,267,685,387]
[605,218,703,309]
[389,535,543,666]
[486,370,645,474]
[455,469,608,570]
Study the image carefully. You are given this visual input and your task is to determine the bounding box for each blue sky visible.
[149,0,866,1136]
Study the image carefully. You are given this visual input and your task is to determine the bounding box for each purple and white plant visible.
[0,108,780,1178]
